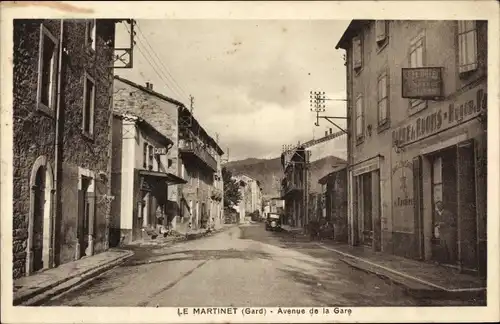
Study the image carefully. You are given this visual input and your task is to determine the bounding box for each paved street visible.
[45,224,426,307]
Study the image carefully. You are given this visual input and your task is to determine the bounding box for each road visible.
[45,223,425,307]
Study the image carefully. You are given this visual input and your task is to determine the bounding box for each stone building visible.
[113,76,224,232]
[13,19,123,278]
[109,113,186,245]
[280,147,310,228]
[336,20,487,276]
[232,174,262,222]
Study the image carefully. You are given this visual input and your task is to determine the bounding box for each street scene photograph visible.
[2,2,497,322]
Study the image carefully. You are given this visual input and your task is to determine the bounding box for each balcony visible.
[281,178,304,197]
[179,139,217,172]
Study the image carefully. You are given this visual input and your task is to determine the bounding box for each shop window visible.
[458,20,478,75]
[409,31,427,114]
[85,19,96,52]
[352,35,363,73]
[355,94,364,142]
[377,71,389,129]
[82,73,95,137]
[37,24,58,116]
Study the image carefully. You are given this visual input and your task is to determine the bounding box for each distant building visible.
[232,174,262,222]
[336,20,487,275]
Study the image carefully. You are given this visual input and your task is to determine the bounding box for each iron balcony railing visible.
[179,139,217,171]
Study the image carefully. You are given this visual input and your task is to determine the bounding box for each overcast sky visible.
[115,19,349,162]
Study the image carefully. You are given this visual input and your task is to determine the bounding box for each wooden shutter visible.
[413,155,424,260]
[474,133,487,276]
[376,20,387,43]
[353,36,362,70]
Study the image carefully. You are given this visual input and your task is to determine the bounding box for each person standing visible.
[434,201,457,264]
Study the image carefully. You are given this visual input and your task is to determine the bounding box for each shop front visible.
[391,83,487,276]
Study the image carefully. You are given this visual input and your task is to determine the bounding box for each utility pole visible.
[309,90,348,134]
[189,95,195,114]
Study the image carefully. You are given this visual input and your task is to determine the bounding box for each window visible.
[458,20,478,74]
[82,73,95,136]
[85,20,96,51]
[377,72,389,126]
[37,24,58,115]
[148,145,154,170]
[409,31,427,113]
[355,95,364,140]
[352,35,363,72]
[143,143,148,168]
[375,20,388,47]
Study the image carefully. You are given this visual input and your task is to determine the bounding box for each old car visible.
[265,213,282,231]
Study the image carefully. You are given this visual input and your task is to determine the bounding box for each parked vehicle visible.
[265,213,282,231]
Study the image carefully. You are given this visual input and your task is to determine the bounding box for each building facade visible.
[110,113,186,245]
[280,147,310,228]
[13,19,122,278]
[178,106,224,231]
[113,77,224,233]
[336,20,487,276]
[318,165,349,243]
[232,174,261,223]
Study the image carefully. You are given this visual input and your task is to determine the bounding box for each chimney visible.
[329,128,333,135]
[325,131,328,137]
[145,82,153,90]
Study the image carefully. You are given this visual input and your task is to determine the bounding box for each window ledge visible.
[458,67,478,79]
[377,120,391,133]
[355,136,364,146]
[376,39,389,53]
[354,67,363,77]
[36,103,55,118]
[408,102,428,116]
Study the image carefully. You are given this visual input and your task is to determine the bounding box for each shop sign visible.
[391,160,414,233]
[402,67,443,100]
[154,147,167,155]
[393,86,487,147]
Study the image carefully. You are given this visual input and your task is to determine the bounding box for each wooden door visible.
[32,167,45,272]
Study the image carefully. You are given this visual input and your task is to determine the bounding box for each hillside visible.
[224,155,347,199]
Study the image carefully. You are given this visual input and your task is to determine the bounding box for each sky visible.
[115,19,350,162]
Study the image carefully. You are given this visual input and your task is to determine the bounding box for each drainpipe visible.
[52,19,64,268]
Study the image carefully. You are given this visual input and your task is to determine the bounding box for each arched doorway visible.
[27,156,54,275]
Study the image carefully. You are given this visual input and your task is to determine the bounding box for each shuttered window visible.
[353,35,362,71]
[409,32,427,112]
[375,20,388,44]
[355,95,364,139]
[458,20,478,74]
[377,72,389,125]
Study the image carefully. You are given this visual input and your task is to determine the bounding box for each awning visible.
[139,170,187,185]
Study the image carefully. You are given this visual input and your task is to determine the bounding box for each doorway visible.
[32,167,46,272]
[358,172,373,247]
[78,176,92,258]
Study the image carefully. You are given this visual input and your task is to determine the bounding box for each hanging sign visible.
[402,67,443,100]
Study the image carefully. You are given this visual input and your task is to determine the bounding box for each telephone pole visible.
[309,90,348,134]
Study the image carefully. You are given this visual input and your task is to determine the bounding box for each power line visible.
[124,23,186,103]
[135,22,191,102]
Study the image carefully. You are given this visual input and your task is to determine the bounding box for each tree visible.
[222,167,242,208]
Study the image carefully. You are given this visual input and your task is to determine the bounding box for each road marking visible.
[315,243,486,293]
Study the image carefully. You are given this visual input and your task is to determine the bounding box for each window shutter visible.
[376,20,387,43]
[412,156,424,259]
[353,36,362,69]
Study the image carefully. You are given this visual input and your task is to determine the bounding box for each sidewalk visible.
[13,249,133,306]
[282,228,486,301]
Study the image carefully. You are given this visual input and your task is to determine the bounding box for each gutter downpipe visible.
[52,19,64,268]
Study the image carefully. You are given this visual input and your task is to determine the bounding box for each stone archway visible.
[26,156,54,275]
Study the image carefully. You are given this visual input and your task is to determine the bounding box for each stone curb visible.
[338,253,486,302]
[14,250,134,306]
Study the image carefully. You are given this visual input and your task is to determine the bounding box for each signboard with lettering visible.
[402,67,443,100]
[391,160,414,233]
[393,86,487,148]
[154,147,167,155]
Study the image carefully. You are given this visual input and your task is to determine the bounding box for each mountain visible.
[223,155,347,199]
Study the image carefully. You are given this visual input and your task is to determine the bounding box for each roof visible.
[113,112,173,147]
[335,20,371,50]
[115,75,224,156]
